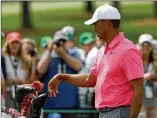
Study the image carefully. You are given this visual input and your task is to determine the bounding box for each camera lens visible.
[28,48,35,56]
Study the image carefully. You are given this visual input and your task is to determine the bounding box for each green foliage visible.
[2,2,157,50]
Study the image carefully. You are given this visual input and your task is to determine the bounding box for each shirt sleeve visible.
[121,48,144,81]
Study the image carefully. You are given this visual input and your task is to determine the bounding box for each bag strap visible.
[1,56,7,79]
[8,55,19,77]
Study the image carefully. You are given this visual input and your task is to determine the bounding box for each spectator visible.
[79,32,98,106]
[62,26,77,49]
[79,32,98,74]
[2,32,31,109]
[37,31,83,118]
[151,48,157,76]
[79,32,99,118]
[37,36,53,81]
[1,56,6,106]
[138,34,153,72]
[143,48,157,118]
[1,32,6,106]
[61,26,85,64]
[22,38,38,82]
[148,48,157,93]
[151,48,157,98]
[62,26,87,109]
[138,34,157,118]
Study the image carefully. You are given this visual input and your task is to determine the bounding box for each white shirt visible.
[78,46,98,108]
[85,46,98,73]
[4,55,27,91]
[76,47,86,63]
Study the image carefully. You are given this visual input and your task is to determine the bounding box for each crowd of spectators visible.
[1,28,157,118]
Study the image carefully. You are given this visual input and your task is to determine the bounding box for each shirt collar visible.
[106,32,124,49]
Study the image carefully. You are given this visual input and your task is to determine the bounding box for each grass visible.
[2,2,157,49]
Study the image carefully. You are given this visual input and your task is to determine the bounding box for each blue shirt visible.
[40,50,81,109]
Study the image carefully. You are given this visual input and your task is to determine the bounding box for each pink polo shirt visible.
[90,32,144,109]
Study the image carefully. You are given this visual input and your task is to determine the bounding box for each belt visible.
[97,105,130,113]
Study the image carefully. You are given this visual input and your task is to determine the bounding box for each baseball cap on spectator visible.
[61,26,75,40]
[138,34,153,46]
[84,4,121,25]
[6,32,21,44]
[79,32,95,45]
[53,30,68,41]
[40,36,52,48]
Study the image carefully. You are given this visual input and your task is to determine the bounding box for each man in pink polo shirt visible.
[48,4,144,118]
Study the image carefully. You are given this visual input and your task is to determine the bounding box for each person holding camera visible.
[62,26,89,110]
[61,26,77,50]
[22,38,38,82]
[61,26,85,67]
[78,32,99,109]
[2,32,31,109]
[37,31,83,118]
[138,34,157,118]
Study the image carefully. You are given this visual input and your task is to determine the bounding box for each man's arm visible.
[37,41,54,74]
[56,47,83,71]
[37,50,51,74]
[129,78,144,118]
[60,73,97,87]
[48,73,97,97]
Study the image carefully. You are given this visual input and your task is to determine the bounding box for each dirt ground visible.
[133,18,157,26]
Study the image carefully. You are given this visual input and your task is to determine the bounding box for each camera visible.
[54,38,67,47]
[53,31,68,47]
[28,48,36,57]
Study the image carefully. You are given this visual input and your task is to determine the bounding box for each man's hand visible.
[48,74,61,97]
[47,40,55,52]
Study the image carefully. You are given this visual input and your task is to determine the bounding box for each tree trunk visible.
[113,1,121,14]
[154,1,157,18]
[22,1,32,29]
[85,1,93,13]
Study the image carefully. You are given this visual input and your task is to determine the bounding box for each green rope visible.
[43,109,99,113]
